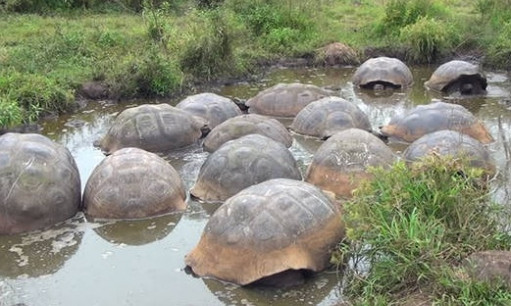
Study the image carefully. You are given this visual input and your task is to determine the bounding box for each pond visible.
[1,66,510,306]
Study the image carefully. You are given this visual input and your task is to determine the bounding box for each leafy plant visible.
[400,17,452,63]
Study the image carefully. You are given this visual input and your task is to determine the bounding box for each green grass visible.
[1,0,511,128]
[337,156,511,304]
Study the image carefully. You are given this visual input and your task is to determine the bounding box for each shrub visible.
[488,21,511,68]
[0,98,23,128]
[339,155,511,303]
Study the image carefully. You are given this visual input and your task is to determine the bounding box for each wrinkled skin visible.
[0,133,81,234]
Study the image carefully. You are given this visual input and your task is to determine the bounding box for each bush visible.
[0,98,23,128]
[399,17,453,63]
[339,156,511,303]
[488,21,511,68]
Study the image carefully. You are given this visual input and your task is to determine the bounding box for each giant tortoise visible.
[0,133,81,234]
[190,134,302,203]
[83,147,186,219]
[352,57,413,90]
[306,128,396,197]
[203,114,293,152]
[99,104,204,155]
[403,130,495,176]
[245,83,331,117]
[380,101,494,144]
[425,60,487,95]
[290,97,372,139]
[175,93,243,132]
[185,178,345,286]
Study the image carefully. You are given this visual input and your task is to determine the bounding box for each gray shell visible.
[403,130,495,175]
[176,93,243,130]
[352,57,413,89]
[190,134,302,202]
[0,133,81,234]
[380,101,494,144]
[245,83,331,117]
[83,147,186,219]
[203,114,293,152]
[306,128,396,197]
[185,178,345,286]
[425,60,487,92]
[99,104,203,155]
[290,97,372,139]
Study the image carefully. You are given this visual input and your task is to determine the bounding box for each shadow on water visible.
[1,65,510,305]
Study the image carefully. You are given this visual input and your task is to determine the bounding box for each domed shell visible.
[380,101,494,144]
[83,147,186,219]
[99,104,203,155]
[185,178,345,286]
[0,133,81,234]
[245,83,331,117]
[175,93,243,130]
[290,97,372,139]
[306,128,396,197]
[352,57,413,89]
[203,114,293,152]
[403,130,495,175]
[190,134,302,203]
[425,60,487,94]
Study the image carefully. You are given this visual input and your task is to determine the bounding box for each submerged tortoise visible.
[403,130,495,176]
[425,60,487,95]
[99,104,203,155]
[290,96,372,139]
[245,83,332,117]
[175,93,243,132]
[380,101,494,144]
[185,178,345,286]
[203,114,293,153]
[190,134,302,203]
[0,133,81,234]
[352,56,413,90]
[83,147,186,219]
[306,128,396,197]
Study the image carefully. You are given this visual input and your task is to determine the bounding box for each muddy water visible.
[1,66,510,306]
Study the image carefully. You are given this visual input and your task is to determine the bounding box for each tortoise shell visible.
[83,147,186,219]
[175,93,243,131]
[185,178,345,286]
[380,101,494,144]
[0,133,81,234]
[245,83,331,117]
[425,60,487,94]
[190,134,302,203]
[99,104,203,155]
[403,130,495,175]
[352,57,413,89]
[290,96,372,139]
[203,114,293,152]
[306,128,396,197]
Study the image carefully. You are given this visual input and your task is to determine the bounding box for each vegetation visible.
[337,156,511,304]
[0,0,511,128]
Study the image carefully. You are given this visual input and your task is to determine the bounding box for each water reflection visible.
[91,213,182,246]
[0,214,85,279]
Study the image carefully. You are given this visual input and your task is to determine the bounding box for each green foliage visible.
[340,156,511,303]
[488,21,511,68]
[196,0,223,9]
[399,17,453,63]
[0,98,23,128]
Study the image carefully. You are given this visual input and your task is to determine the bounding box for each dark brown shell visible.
[190,134,302,203]
[403,130,495,175]
[290,97,372,139]
[175,93,243,130]
[83,147,186,219]
[425,60,487,93]
[306,128,396,197]
[352,57,413,89]
[203,114,293,152]
[380,101,494,144]
[185,178,345,286]
[245,83,331,117]
[99,104,203,155]
[0,133,81,234]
